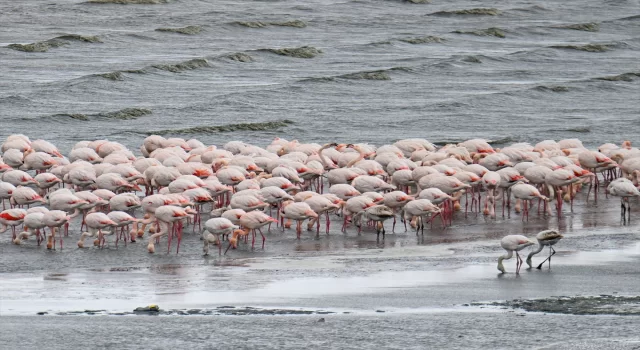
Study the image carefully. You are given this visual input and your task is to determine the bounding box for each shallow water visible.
[1,0,640,151]
[2,0,640,348]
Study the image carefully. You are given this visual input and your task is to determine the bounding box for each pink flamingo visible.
[280,201,318,238]
[403,199,441,234]
[510,182,549,221]
[497,235,536,274]
[147,205,194,254]
[236,211,277,251]
[77,212,118,249]
[42,210,71,249]
[607,178,640,223]
[13,212,47,245]
[202,217,239,255]
[0,208,27,239]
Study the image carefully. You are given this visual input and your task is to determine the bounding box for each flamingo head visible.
[247,164,263,172]
[399,195,414,202]
[335,144,349,152]
[266,216,278,223]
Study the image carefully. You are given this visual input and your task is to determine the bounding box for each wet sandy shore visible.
[1,191,640,349]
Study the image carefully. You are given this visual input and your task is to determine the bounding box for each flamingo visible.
[351,175,395,193]
[403,199,441,234]
[0,208,27,239]
[216,167,246,187]
[382,191,414,232]
[75,191,109,230]
[23,152,57,172]
[13,212,47,245]
[353,204,395,238]
[42,210,71,250]
[0,182,16,209]
[69,147,102,163]
[229,194,269,212]
[329,184,361,201]
[3,170,38,187]
[343,196,375,232]
[510,182,549,221]
[77,212,118,249]
[34,173,62,194]
[578,151,616,201]
[2,149,26,168]
[10,186,46,207]
[237,211,278,250]
[202,217,239,255]
[106,211,138,245]
[66,167,97,189]
[2,136,31,154]
[607,178,640,223]
[260,176,299,193]
[220,208,246,226]
[31,139,63,158]
[147,205,195,254]
[526,230,564,269]
[497,235,536,274]
[545,169,579,216]
[97,173,140,193]
[280,201,318,238]
[304,195,340,235]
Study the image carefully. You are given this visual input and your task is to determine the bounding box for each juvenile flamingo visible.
[526,230,564,269]
[497,235,536,274]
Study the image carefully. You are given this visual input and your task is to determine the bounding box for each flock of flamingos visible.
[1,134,639,273]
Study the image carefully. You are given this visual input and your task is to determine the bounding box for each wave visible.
[300,67,411,83]
[262,46,321,58]
[152,58,210,72]
[234,20,307,28]
[55,34,102,43]
[224,52,254,62]
[8,40,66,52]
[84,0,168,4]
[94,69,145,81]
[155,26,202,35]
[145,119,294,135]
[300,67,412,83]
[555,22,599,32]
[45,108,151,122]
[398,36,445,44]
[613,15,640,21]
[404,0,430,3]
[507,5,549,14]
[7,34,101,52]
[595,72,640,82]
[452,27,506,38]
[533,85,570,92]
[98,108,151,120]
[461,56,482,63]
[338,70,392,80]
[429,8,501,16]
[550,44,611,52]
[0,95,33,105]
[487,137,519,146]
[547,127,591,133]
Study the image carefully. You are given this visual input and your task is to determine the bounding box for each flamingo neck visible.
[318,144,333,169]
[346,147,365,168]
[497,250,513,272]
[69,208,81,218]
[527,242,544,261]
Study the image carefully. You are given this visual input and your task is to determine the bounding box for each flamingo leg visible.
[537,246,557,269]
